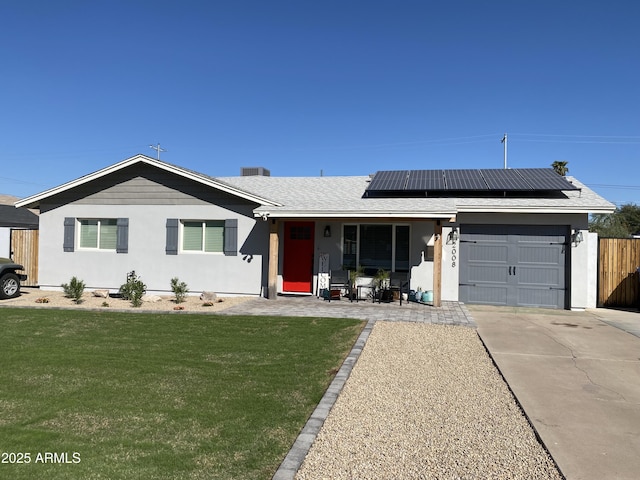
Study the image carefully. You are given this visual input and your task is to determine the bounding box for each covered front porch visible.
[265,216,453,307]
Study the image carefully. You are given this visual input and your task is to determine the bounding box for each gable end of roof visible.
[15,154,282,209]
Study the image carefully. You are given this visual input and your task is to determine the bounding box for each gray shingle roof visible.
[218,176,456,217]
[217,174,615,218]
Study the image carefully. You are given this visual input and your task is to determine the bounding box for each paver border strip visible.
[272,318,376,480]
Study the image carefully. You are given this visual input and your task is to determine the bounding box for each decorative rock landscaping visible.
[295,322,562,480]
[0,288,251,312]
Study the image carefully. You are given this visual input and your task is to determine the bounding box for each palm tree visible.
[551,161,569,176]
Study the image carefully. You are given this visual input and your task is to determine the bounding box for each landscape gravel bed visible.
[0,287,252,313]
[295,322,562,480]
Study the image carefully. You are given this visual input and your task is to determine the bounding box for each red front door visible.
[283,222,315,293]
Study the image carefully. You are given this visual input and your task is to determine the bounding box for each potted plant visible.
[374,269,392,302]
[348,266,364,300]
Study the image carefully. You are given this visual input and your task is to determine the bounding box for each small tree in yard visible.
[119,271,146,307]
[61,276,85,304]
[170,277,189,304]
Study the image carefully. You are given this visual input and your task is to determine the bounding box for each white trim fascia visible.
[456,206,615,214]
[253,211,456,219]
[15,154,282,209]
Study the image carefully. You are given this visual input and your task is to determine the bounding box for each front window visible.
[342,224,410,274]
[343,225,358,270]
[79,219,117,250]
[360,224,393,272]
[182,221,224,253]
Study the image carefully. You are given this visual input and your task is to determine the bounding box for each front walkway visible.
[219,295,477,327]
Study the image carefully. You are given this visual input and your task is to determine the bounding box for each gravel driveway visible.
[295,322,562,480]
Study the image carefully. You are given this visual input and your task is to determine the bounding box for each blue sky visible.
[2,1,639,206]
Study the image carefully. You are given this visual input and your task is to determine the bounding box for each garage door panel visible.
[518,245,563,265]
[462,285,509,305]
[517,266,561,286]
[467,265,509,283]
[468,244,508,262]
[517,288,562,309]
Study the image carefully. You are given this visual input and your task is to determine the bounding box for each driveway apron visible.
[473,305,640,480]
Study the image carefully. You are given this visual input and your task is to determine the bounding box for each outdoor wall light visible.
[324,225,331,237]
[447,227,459,243]
[572,230,584,245]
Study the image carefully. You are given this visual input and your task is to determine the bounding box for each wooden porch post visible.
[432,221,442,307]
[268,219,279,299]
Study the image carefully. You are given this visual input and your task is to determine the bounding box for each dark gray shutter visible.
[116,218,129,253]
[63,217,75,252]
[224,218,238,256]
[166,218,179,255]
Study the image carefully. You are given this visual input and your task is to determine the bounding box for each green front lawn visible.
[0,308,364,479]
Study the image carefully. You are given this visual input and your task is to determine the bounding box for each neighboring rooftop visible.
[0,194,20,206]
[0,194,39,228]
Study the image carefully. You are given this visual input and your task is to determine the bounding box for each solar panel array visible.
[366,168,578,193]
[366,170,408,191]
[406,170,445,190]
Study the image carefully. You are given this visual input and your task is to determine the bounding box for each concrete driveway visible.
[472,305,640,480]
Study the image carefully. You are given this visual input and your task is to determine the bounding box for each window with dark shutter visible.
[224,219,238,256]
[116,218,129,253]
[166,218,179,255]
[63,217,75,252]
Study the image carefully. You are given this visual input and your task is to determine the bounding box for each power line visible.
[511,133,640,139]
[588,184,640,190]
[517,139,640,144]
[509,133,640,145]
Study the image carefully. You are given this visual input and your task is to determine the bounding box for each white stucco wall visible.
[441,225,460,301]
[0,228,10,258]
[38,204,268,296]
[584,231,599,309]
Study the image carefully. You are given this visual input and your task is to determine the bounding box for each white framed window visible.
[342,224,410,274]
[181,220,225,253]
[79,219,117,250]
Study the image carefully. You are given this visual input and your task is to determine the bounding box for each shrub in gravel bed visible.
[61,276,85,304]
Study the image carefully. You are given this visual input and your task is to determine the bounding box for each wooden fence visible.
[598,238,640,307]
[10,229,39,287]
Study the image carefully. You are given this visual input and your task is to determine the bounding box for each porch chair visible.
[327,269,350,302]
[389,272,409,306]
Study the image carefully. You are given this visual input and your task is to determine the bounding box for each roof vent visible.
[241,167,270,176]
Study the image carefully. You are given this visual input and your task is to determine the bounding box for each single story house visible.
[16,154,615,309]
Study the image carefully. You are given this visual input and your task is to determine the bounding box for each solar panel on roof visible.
[444,170,488,190]
[481,169,533,190]
[365,168,579,194]
[367,170,408,191]
[518,168,579,191]
[406,170,446,190]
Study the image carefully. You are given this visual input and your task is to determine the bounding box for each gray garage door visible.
[459,225,569,309]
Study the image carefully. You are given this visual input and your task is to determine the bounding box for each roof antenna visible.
[501,133,507,169]
[149,143,166,159]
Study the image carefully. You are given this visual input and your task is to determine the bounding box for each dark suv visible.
[0,257,27,299]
